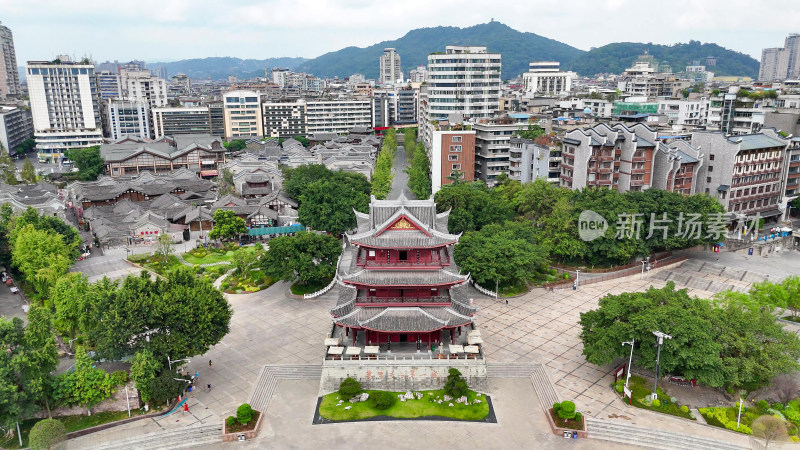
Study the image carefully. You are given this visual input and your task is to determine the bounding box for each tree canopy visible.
[285,165,370,234]
[579,282,800,389]
[433,181,514,234]
[260,231,342,286]
[372,128,396,199]
[406,142,431,200]
[209,210,247,241]
[66,146,104,181]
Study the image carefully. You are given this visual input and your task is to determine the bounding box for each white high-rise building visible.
[379,48,403,84]
[759,34,800,81]
[26,56,103,163]
[522,61,576,96]
[0,21,20,99]
[125,70,167,108]
[107,100,150,140]
[409,65,427,83]
[223,90,263,139]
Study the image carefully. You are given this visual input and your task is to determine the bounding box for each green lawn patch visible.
[183,244,258,265]
[318,389,488,421]
[222,269,274,294]
[0,410,150,449]
[290,278,332,296]
[612,375,694,420]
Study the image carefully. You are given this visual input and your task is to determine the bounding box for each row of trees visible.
[371,128,397,199]
[283,164,371,235]
[580,279,800,389]
[435,178,725,267]
[405,136,431,200]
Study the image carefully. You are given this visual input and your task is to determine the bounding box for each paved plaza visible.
[62,249,781,448]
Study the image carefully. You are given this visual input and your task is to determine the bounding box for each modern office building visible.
[152,107,211,139]
[207,100,225,137]
[522,61,576,96]
[306,99,371,134]
[223,91,263,139]
[26,56,104,163]
[0,106,33,154]
[379,48,403,84]
[262,100,307,138]
[96,70,122,99]
[107,100,150,140]
[0,21,20,99]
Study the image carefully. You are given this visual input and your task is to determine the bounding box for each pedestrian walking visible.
[207,383,212,391]
[183,402,189,415]
[208,360,213,367]
[195,371,199,380]
[505,299,508,306]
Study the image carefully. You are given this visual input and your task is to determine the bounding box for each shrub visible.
[557,401,576,420]
[574,412,583,422]
[652,399,661,407]
[758,400,770,411]
[110,370,129,385]
[786,409,800,425]
[615,383,624,393]
[773,403,785,410]
[680,405,689,413]
[373,391,396,410]
[444,368,469,398]
[226,416,237,427]
[237,403,254,425]
[563,273,570,280]
[339,377,361,398]
[29,418,66,450]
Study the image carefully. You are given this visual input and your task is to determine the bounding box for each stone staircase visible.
[486,362,538,378]
[249,364,322,411]
[93,423,223,450]
[486,362,560,410]
[586,418,750,450]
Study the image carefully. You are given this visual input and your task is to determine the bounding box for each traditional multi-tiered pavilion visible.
[330,194,477,347]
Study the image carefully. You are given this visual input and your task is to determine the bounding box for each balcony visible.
[600,155,615,162]
[356,256,448,269]
[631,168,646,174]
[597,179,612,186]
[631,179,646,186]
[355,296,451,306]
[598,167,612,174]
[632,156,647,163]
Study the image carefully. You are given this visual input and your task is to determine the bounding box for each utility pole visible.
[651,331,672,400]
[622,339,635,389]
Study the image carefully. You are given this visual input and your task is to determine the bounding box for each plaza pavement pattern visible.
[64,253,781,449]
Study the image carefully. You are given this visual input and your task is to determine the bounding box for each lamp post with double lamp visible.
[640,257,649,280]
[622,339,635,390]
[651,331,672,400]
[167,356,191,372]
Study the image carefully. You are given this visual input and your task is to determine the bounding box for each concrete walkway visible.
[387,144,414,200]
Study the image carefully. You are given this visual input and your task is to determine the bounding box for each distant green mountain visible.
[566,41,759,78]
[293,21,584,80]
[147,57,308,80]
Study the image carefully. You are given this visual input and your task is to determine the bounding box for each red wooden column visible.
[451,328,455,344]
[352,329,356,346]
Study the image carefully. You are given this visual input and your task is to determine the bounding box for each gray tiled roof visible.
[736,134,786,151]
[341,269,467,286]
[334,306,473,332]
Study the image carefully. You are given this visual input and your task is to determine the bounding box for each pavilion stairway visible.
[93,423,223,450]
[586,418,750,450]
[249,364,322,412]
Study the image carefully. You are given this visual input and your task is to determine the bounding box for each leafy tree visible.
[216,168,235,196]
[752,415,787,448]
[223,140,247,152]
[261,232,342,286]
[28,418,66,450]
[12,225,72,299]
[372,129,397,199]
[747,276,800,314]
[454,221,548,289]
[10,207,81,259]
[20,158,37,183]
[17,137,36,154]
[232,248,259,275]
[434,182,514,233]
[580,282,800,389]
[338,377,361,397]
[297,175,370,234]
[129,349,161,404]
[66,146,104,181]
[90,269,232,363]
[514,124,545,140]
[209,210,246,241]
[154,233,174,259]
[0,144,17,185]
[294,136,310,147]
[149,372,186,406]
[283,164,334,201]
[237,403,254,425]
[51,349,118,414]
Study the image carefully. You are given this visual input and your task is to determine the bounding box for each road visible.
[387,144,414,200]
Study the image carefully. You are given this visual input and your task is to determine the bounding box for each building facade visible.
[473,122,519,186]
[0,21,20,99]
[331,195,477,346]
[26,57,104,163]
[262,100,307,138]
[508,137,561,184]
[430,130,476,193]
[306,99,371,134]
[100,134,226,178]
[379,48,403,84]
[424,46,501,122]
[759,34,800,81]
[223,90,263,139]
[522,61,575,95]
[108,100,150,140]
[0,106,33,154]
[152,107,211,139]
[96,70,122,99]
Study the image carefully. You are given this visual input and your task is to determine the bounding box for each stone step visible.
[586,419,749,450]
[485,363,538,378]
[529,363,560,409]
[95,424,223,450]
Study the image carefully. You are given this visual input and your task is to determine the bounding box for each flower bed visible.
[612,375,694,420]
[222,270,273,294]
[318,389,489,421]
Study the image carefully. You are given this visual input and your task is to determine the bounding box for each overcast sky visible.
[2,0,798,64]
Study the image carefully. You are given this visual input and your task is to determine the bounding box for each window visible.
[709,154,715,161]
[707,177,711,183]
[452,136,462,142]
[448,154,459,161]
[452,164,461,170]
[449,145,462,152]
[708,166,713,172]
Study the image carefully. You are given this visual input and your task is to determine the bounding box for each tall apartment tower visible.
[759,34,800,81]
[26,56,103,163]
[424,46,501,121]
[379,48,402,84]
[0,21,21,99]
[223,91,263,139]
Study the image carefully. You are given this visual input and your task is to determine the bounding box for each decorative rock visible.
[474,399,482,403]
[404,391,414,400]
[360,393,369,402]
[400,397,406,402]
[416,392,423,400]
[449,403,454,407]
[476,393,482,397]
[443,395,452,402]
[344,406,351,410]
[437,400,442,404]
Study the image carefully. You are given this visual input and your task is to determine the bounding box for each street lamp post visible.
[167,356,191,372]
[640,257,649,280]
[575,270,580,289]
[622,339,635,389]
[651,331,672,400]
